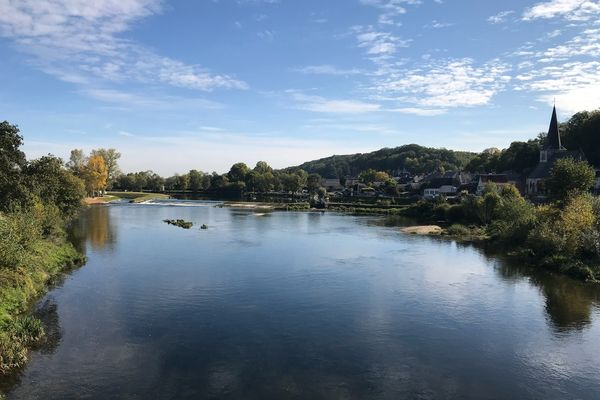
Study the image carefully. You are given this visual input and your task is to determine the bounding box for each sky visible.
[1,0,599,175]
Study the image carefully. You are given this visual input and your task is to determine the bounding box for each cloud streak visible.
[0,0,247,91]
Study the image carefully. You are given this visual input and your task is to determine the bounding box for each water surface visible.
[4,201,600,399]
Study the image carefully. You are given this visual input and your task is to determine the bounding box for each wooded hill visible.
[286,144,477,178]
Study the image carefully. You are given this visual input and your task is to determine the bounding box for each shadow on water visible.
[375,214,600,334]
[0,299,62,393]
[68,205,116,253]
[496,258,600,332]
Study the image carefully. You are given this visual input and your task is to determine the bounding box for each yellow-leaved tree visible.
[85,155,108,197]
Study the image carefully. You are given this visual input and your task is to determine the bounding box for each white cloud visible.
[487,10,515,24]
[390,107,447,116]
[289,91,382,113]
[353,26,411,58]
[295,65,363,75]
[523,0,600,21]
[82,88,223,109]
[372,59,511,109]
[0,0,247,92]
[514,60,600,113]
[359,0,422,25]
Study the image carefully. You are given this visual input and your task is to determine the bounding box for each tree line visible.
[466,109,600,173]
[287,144,477,178]
[110,161,327,195]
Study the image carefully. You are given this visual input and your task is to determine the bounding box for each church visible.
[526,106,586,198]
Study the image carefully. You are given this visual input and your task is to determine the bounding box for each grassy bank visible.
[0,231,85,374]
[106,191,170,203]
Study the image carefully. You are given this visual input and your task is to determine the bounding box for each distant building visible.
[321,178,343,191]
[422,171,471,198]
[476,174,510,195]
[526,106,586,197]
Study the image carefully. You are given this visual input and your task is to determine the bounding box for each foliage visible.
[25,156,86,220]
[307,173,322,193]
[84,155,108,196]
[90,149,121,189]
[561,109,600,167]
[0,121,87,374]
[359,169,391,185]
[466,140,540,173]
[227,163,250,183]
[546,158,596,203]
[288,144,477,178]
[0,121,28,212]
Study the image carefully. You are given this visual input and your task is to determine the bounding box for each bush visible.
[446,224,471,236]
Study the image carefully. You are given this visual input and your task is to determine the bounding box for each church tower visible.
[540,105,565,162]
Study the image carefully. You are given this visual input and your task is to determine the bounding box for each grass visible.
[0,240,85,374]
[106,191,170,203]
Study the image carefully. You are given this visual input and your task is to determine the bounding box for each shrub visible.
[447,224,471,236]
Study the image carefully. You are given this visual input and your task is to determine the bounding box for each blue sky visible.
[1,0,599,175]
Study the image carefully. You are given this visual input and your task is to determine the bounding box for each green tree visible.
[228,163,250,183]
[67,149,86,176]
[25,155,85,220]
[546,158,595,203]
[253,161,273,174]
[307,173,322,193]
[188,169,204,192]
[0,121,28,211]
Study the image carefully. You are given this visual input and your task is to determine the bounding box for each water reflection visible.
[69,205,116,253]
[5,205,600,399]
[376,215,600,334]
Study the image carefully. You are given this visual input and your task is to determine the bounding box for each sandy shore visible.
[400,225,443,235]
[223,202,277,210]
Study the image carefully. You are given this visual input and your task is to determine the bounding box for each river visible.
[4,201,600,399]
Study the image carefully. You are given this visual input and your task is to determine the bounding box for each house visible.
[476,174,509,195]
[526,106,586,198]
[422,171,470,198]
[321,178,344,191]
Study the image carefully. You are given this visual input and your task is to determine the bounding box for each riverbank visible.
[398,221,600,283]
[0,239,85,375]
[104,191,171,203]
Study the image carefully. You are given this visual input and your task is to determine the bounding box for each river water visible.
[4,201,600,399]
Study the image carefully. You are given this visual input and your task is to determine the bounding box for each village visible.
[319,106,600,203]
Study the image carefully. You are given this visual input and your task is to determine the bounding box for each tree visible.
[280,173,302,193]
[253,161,273,174]
[91,148,121,189]
[546,158,596,203]
[67,149,86,176]
[562,110,600,167]
[307,173,322,193]
[84,155,108,196]
[175,174,189,191]
[359,169,391,185]
[25,155,85,220]
[0,121,28,211]
[228,163,250,183]
[188,170,204,192]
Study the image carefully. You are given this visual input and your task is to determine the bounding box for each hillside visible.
[286,144,477,178]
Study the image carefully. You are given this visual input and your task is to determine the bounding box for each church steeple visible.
[546,105,562,150]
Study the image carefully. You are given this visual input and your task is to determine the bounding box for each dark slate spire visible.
[546,105,562,150]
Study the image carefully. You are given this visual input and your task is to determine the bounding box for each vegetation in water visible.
[163,219,193,229]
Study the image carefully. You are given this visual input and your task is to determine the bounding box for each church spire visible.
[546,105,562,150]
